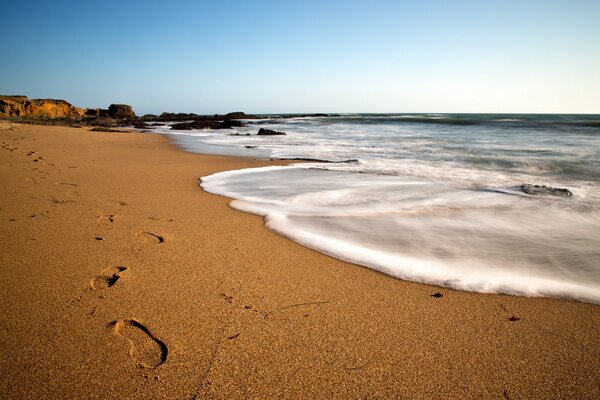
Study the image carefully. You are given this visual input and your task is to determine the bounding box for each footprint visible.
[97,213,116,224]
[110,319,168,368]
[90,266,128,290]
[142,231,165,244]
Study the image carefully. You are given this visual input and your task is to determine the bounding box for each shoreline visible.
[1,122,599,399]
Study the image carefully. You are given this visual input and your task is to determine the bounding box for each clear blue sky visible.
[2,0,599,114]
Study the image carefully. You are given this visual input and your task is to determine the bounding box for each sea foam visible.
[201,164,600,304]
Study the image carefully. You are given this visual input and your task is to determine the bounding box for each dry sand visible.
[1,121,599,399]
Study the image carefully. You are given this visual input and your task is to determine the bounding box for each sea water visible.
[150,114,600,303]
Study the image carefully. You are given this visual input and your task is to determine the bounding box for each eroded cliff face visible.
[0,96,86,118]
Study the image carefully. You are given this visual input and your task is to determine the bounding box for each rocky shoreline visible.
[0,95,336,132]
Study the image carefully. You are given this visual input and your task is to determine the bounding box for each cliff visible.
[0,95,86,118]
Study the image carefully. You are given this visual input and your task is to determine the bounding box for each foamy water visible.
[150,114,600,303]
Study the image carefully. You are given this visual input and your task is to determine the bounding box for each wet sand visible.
[1,121,599,399]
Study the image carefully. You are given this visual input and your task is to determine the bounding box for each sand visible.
[0,121,599,399]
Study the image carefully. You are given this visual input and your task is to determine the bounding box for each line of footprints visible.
[90,234,168,369]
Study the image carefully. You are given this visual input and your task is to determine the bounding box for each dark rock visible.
[83,117,118,127]
[151,111,259,122]
[279,157,359,163]
[108,104,136,119]
[520,184,572,197]
[171,119,245,130]
[156,112,200,121]
[218,119,245,128]
[171,120,220,130]
[222,112,259,120]
[271,113,339,119]
[85,108,101,116]
[90,127,129,133]
[131,120,149,129]
[257,128,286,136]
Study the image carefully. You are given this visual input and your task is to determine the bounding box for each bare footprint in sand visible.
[90,266,128,290]
[141,231,165,244]
[110,319,168,368]
[96,213,116,224]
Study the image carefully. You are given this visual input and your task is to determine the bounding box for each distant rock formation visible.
[0,95,86,118]
[142,111,259,122]
[520,184,573,197]
[170,119,246,130]
[257,128,286,136]
[108,104,136,119]
[85,104,136,119]
[222,112,257,120]
[0,96,138,123]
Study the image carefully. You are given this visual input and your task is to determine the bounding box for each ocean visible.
[147,114,600,304]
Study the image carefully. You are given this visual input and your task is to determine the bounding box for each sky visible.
[2,0,599,115]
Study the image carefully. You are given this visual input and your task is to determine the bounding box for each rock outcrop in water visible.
[171,119,246,130]
[0,95,86,118]
[520,184,573,197]
[257,128,286,136]
[144,111,260,122]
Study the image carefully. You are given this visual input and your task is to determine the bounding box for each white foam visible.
[201,165,600,304]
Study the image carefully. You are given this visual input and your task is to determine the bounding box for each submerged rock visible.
[520,184,572,197]
[257,128,286,136]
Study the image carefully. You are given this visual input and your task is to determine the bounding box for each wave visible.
[201,165,600,304]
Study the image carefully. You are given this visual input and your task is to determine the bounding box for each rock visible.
[89,127,129,133]
[150,111,259,122]
[171,119,245,130]
[520,184,572,197]
[85,108,101,117]
[222,112,259,120]
[171,120,219,130]
[0,95,86,118]
[108,104,136,119]
[83,117,118,127]
[156,112,200,121]
[218,119,245,128]
[257,128,286,136]
[130,120,149,129]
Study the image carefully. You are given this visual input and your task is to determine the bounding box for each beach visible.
[1,121,599,399]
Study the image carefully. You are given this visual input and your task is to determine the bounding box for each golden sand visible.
[1,122,599,399]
